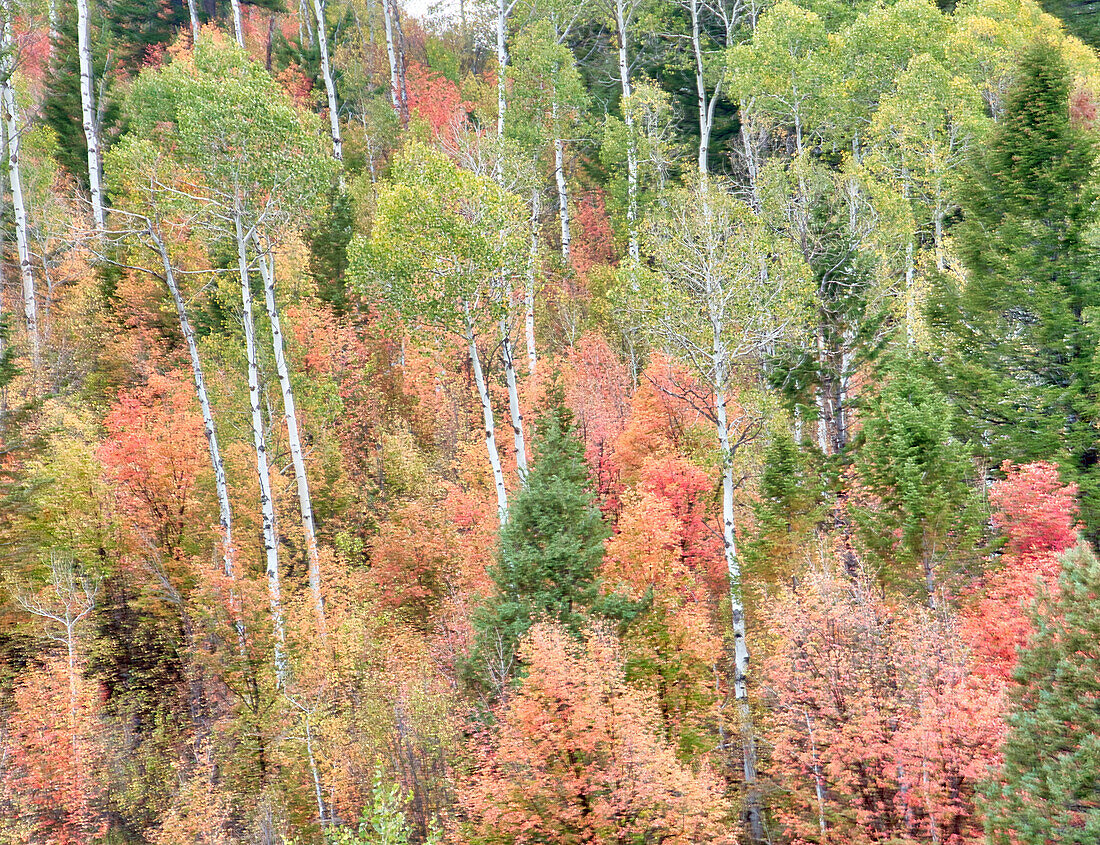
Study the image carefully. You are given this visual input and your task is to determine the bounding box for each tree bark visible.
[0,18,39,379]
[525,185,539,376]
[311,0,343,162]
[186,0,200,45]
[715,374,765,842]
[466,304,508,525]
[382,0,400,112]
[231,0,245,47]
[76,0,105,230]
[500,312,527,481]
[235,212,288,687]
[255,241,326,639]
[496,0,507,139]
[553,127,570,261]
[613,0,638,261]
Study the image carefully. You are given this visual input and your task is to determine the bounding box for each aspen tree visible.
[629,180,811,840]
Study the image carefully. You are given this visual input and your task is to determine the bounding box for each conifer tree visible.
[982,542,1100,844]
[472,386,628,690]
[932,40,1100,531]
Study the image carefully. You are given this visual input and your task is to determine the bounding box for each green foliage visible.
[854,366,984,595]
[323,766,428,845]
[930,40,1100,532]
[350,143,526,336]
[982,543,1100,843]
[472,387,634,688]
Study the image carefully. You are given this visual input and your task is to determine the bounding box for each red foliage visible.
[461,624,735,845]
[570,191,617,277]
[406,62,471,140]
[98,371,209,557]
[562,334,631,504]
[614,355,708,482]
[636,456,721,585]
[963,461,1079,682]
[3,658,106,844]
[764,570,1003,845]
[1070,85,1098,130]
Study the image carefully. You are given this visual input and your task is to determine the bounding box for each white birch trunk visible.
[496,0,507,139]
[466,304,508,525]
[255,242,326,638]
[690,0,710,176]
[613,0,638,261]
[500,313,527,481]
[0,27,39,379]
[235,213,288,687]
[311,0,343,163]
[553,128,570,261]
[231,0,245,47]
[152,225,250,659]
[76,0,105,230]
[382,0,401,113]
[525,186,539,376]
[186,0,200,44]
[715,370,764,842]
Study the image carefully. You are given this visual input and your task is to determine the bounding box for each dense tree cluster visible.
[0,0,1097,842]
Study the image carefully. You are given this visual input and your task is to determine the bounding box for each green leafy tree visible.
[982,542,1100,844]
[930,40,1100,532]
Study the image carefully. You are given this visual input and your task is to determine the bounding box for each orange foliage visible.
[461,624,736,845]
[3,658,106,844]
[406,62,471,140]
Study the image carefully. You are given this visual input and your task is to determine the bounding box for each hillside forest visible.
[0,0,1099,841]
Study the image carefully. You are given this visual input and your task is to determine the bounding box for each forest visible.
[0,0,1099,840]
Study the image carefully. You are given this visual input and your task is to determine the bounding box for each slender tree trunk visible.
[465,305,508,525]
[715,372,764,843]
[186,0,200,44]
[525,185,539,376]
[151,225,250,659]
[613,0,638,261]
[690,0,710,176]
[235,212,287,687]
[382,0,400,112]
[0,28,39,379]
[255,241,326,639]
[500,313,527,481]
[76,0,105,230]
[311,0,343,162]
[231,0,245,47]
[553,126,570,261]
[740,100,761,211]
[496,0,507,139]
[805,710,828,839]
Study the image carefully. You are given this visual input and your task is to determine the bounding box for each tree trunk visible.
[466,305,508,526]
[382,0,401,112]
[500,312,527,481]
[525,185,539,376]
[690,0,710,175]
[186,0,200,44]
[0,22,39,380]
[76,0,105,230]
[715,375,764,842]
[311,0,343,163]
[151,224,250,658]
[235,212,288,687]
[231,0,245,47]
[496,0,507,139]
[613,0,638,261]
[255,241,326,639]
[553,126,570,261]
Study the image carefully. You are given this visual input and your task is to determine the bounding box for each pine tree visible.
[855,366,983,605]
[982,542,1100,844]
[471,387,631,690]
[931,40,1100,532]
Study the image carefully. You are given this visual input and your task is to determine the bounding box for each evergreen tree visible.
[931,40,1100,532]
[855,366,984,604]
[471,387,633,690]
[982,542,1100,844]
